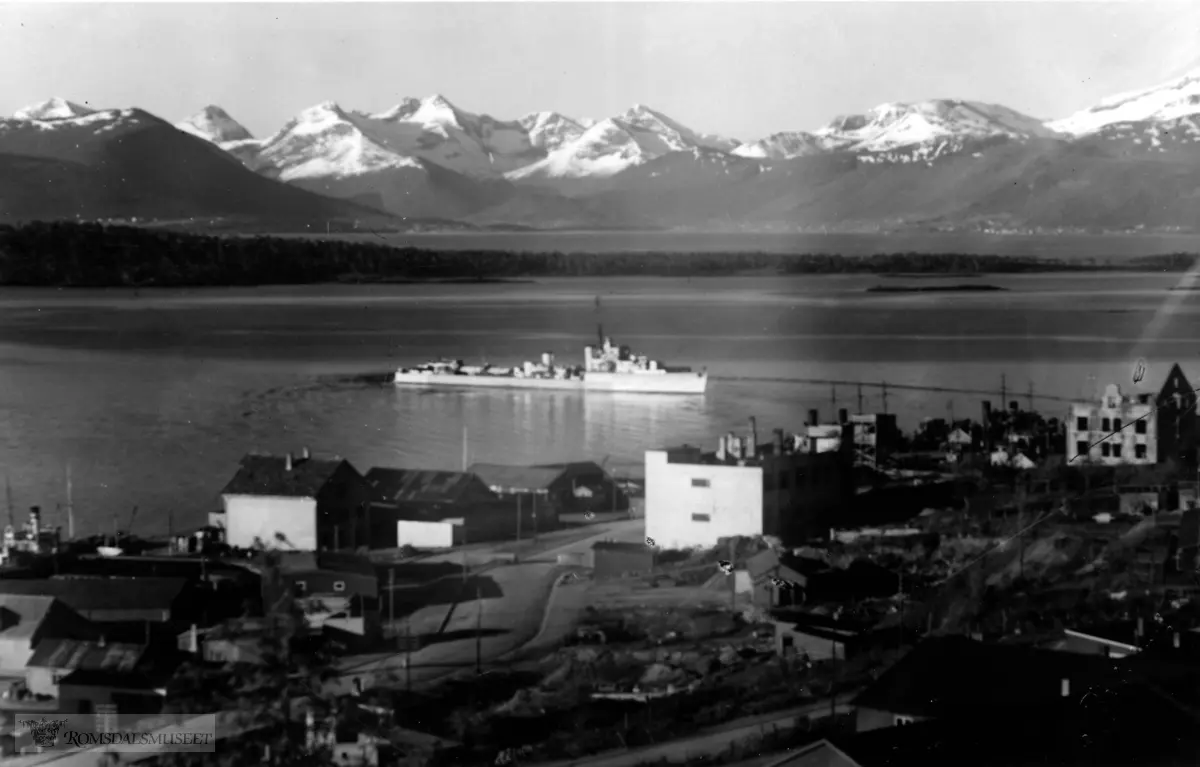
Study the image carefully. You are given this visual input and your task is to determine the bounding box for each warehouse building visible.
[588,541,654,579]
[219,449,373,552]
[645,417,855,550]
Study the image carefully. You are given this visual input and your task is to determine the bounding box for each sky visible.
[2,2,1199,142]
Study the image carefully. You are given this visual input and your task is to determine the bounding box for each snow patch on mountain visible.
[1048,68,1200,136]
[176,105,253,144]
[732,131,825,160]
[519,111,586,152]
[14,97,96,121]
[616,104,740,152]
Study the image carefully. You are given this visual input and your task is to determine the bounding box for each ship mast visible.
[597,323,604,347]
[4,474,13,530]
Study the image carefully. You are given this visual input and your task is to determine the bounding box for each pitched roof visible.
[0,577,188,613]
[27,638,146,672]
[365,468,489,505]
[468,463,565,492]
[265,551,377,578]
[852,635,1113,718]
[221,453,348,498]
[0,594,57,640]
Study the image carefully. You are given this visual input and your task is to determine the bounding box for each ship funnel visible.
[747,417,758,459]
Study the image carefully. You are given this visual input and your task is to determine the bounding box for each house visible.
[1064,371,1197,466]
[220,449,373,551]
[467,463,568,530]
[1117,484,1177,516]
[0,595,97,675]
[848,412,900,469]
[773,615,863,661]
[57,663,179,715]
[365,467,539,548]
[533,461,626,515]
[0,577,192,624]
[850,635,1115,732]
[588,541,654,579]
[25,638,148,697]
[251,551,380,640]
[944,427,972,449]
[644,417,855,550]
[744,549,821,609]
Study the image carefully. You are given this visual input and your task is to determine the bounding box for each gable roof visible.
[852,635,1113,718]
[365,467,490,505]
[0,577,188,614]
[0,594,57,641]
[221,453,349,498]
[1157,362,1196,405]
[27,638,146,672]
[468,463,565,493]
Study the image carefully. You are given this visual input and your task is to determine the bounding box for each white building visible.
[1067,384,1156,465]
[219,449,373,551]
[644,418,854,550]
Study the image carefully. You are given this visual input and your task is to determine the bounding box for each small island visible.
[866,284,1009,293]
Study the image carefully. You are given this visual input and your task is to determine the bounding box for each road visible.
[532,694,858,767]
[327,519,644,696]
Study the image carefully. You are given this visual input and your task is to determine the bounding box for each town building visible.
[247,551,380,641]
[0,577,191,624]
[587,541,654,579]
[0,595,97,678]
[1067,365,1197,467]
[25,638,148,698]
[644,417,855,550]
[365,467,527,548]
[467,462,617,529]
[1067,383,1156,464]
[797,410,900,469]
[218,449,373,551]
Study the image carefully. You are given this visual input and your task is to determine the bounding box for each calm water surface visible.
[2,272,1198,536]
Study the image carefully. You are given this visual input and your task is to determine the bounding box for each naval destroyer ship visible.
[393,327,707,395]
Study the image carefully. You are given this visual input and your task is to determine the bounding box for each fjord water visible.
[1,272,1195,537]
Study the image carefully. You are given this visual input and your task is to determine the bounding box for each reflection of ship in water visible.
[582,393,702,469]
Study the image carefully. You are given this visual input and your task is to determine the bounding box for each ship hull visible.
[393,370,707,395]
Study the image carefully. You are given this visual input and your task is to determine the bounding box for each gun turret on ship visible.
[393,324,706,395]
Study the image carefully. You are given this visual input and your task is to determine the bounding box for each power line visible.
[711,375,1077,404]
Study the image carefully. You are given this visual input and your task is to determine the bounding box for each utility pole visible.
[5,474,14,530]
[1027,381,1035,413]
[475,583,483,675]
[516,494,522,544]
[830,385,837,415]
[462,426,469,472]
[881,382,889,415]
[728,538,737,612]
[857,383,864,415]
[65,464,74,542]
[389,568,396,638]
[1001,374,1007,410]
[405,616,412,693]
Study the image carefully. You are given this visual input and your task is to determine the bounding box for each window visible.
[333,580,346,593]
[894,715,915,726]
[1101,418,1111,432]
[1112,445,1122,458]
[1101,443,1111,457]
[691,478,710,488]
[691,513,711,523]
[1076,417,1088,432]
[1136,420,1147,435]
[1135,444,1148,459]
[1113,418,1122,431]
[1075,441,1089,459]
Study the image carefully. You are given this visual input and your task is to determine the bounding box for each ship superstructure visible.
[393,326,707,395]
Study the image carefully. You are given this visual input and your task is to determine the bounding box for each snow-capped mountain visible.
[811,100,1061,159]
[732,131,826,160]
[1049,68,1200,137]
[14,97,96,121]
[505,105,742,184]
[176,105,253,144]
[519,111,586,152]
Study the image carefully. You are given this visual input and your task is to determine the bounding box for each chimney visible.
[302,446,310,460]
[982,400,992,422]
[716,435,727,461]
[807,409,818,427]
[748,417,759,459]
[285,453,293,472]
[727,432,739,460]
[773,428,785,455]
[838,408,848,425]
[189,623,199,653]
[1060,678,1070,697]
[1174,632,1181,649]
